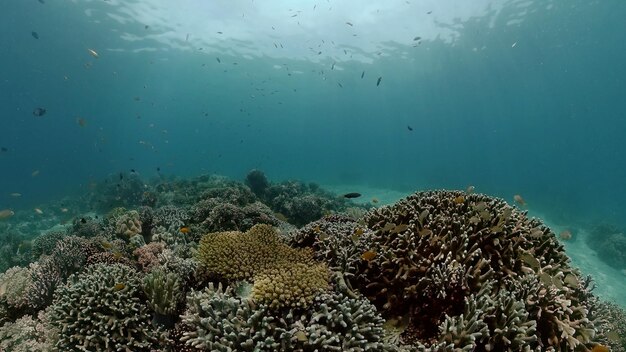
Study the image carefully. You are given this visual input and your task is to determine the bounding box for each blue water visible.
[1,0,626,230]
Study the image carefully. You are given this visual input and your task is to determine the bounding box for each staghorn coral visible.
[251,262,330,309]
[350,190,601,350]
[181,283,391,352]
[197,224,314,281]
[49,263,159,351]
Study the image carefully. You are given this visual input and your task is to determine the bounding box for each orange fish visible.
[179,227,190,234]
[113,283,125,291]
[361,250,376,261]
[454,195,465,204]
[513,194,526,206]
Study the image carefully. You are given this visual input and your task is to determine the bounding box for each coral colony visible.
[0,170,624,351]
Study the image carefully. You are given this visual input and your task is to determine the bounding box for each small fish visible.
[376,77,382,86]
[156,167,161,172]
[1,147,7,152]
[144,25,149,29]
[361,71,365,79]
[31,170,40,177]
[76,117,86,127]
[319,232,329,241]
[337,82,343,88]
[563,273,579,288]
[513,194,526,206]
[361,250,376,261]
[216,57,221,63]
[38,0,45,3]
[114,283,125,291]
[418,209,429,223]
[454,195,465,204]
[345,22,353,26]
[87,48,99,58]
[185,33,189,41]
[354,228,364,236]
[179,227,190,234]
[466,185,475,194]
[217,31,223,34]
[382,222,396,232]
[469,216,480,225]
[559,230,572,240]
[331,62,335,70]
[34,208,43,214]
[33,107,47,117]
[10,192,22,197]
[473,202,487,211]
[60,208,69,213]
[371,197,379,204]
[0,209,15,220]
[119,173,123,180]
[407,125,413,131]
[413,36,421,41]
[605,331,621,343]
[343,192,361,199]
[31,31,39,39]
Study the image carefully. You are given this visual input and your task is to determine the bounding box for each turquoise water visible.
[2,0,626,287]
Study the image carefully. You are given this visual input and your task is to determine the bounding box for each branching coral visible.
[197,224,314,281]
[49,263,159,351]
[341,190,604,350]
[181,283,391,352]
[134,242,166,272]
[143,266,183,319]
[31,230,65,259]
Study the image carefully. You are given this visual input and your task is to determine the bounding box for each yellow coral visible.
[251,262,330,309]
[197,224,314,280]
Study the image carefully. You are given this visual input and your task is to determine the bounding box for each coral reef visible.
[31,230,65,259]
[251,262,330,309]
[134,242,166,272]
[351,190,601,350]
[245,168,270,197]
[49,263,159,351]
[197,224,314,281]
[143,266,184,319]
[115,210,142,238]
[181,283,391,352]
[0,266,32,311]
[0,311,56,352]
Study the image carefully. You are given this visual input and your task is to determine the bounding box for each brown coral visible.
[251,262,330,309]
[197,224,314,281]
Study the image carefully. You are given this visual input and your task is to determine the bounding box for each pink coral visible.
[133,242,165,272]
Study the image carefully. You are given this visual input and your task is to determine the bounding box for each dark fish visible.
[156,167,161,172]
[346,22,353,26]
[144,25,149,29]
[427,11,432,14]
[343,192,362,199]
[80,218,87,224]
[1,147,7,152]
[407,125,413,131]
[331,62,335,70]
[413,36,421,41]
[33,107,46,116]
[338,82,343,88]
[130,169,136,173]
[361,71,365,79]
[119,173,123,180]
[376,77,382,86]
[31,31,39,39]
[216,57,221,63]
